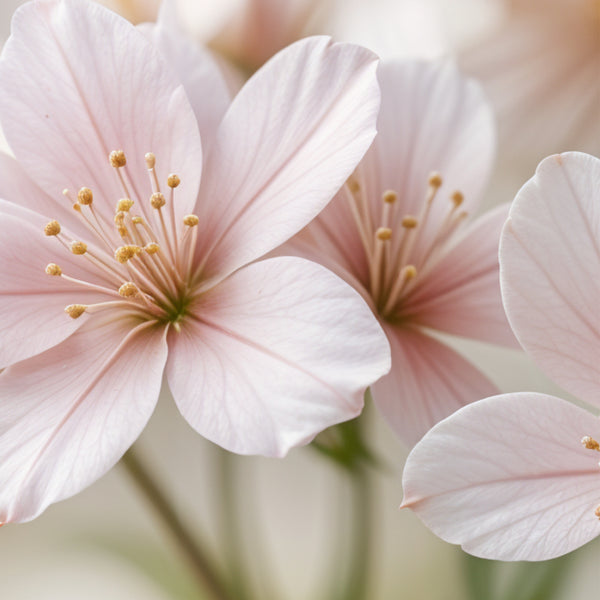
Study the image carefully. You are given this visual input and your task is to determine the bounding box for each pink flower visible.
[461,0,600,159]
[0,0,390,524]
[401,152,600,560]
[285,60,517,446]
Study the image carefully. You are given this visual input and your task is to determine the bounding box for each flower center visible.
[43,150,200,331]
[581,435,600,519]
[345,172,468,321]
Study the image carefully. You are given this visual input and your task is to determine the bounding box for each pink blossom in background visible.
[460,0,600,159]
[285,60,518,447]
[0,0,391,524]
[402,152,600,560]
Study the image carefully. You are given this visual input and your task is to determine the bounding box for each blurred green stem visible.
[121,446,234,600]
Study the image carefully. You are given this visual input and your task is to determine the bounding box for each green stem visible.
[121,446,234,600]
[341,465,373,600]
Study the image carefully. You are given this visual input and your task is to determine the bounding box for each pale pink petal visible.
[0,0,203,225]
[140,0,231,150]
[0,316,168,524]
[358,60,495,237]
[0,200,114,368]
[193,36,380,284]
[404,203,518,347]
[401,393,600,561]
[500,152,600,407]
[166,257,390,457]
[373,326,497,447]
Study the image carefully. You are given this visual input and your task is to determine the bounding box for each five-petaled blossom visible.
[402,152,600,561]
[0,0,391,524]
[285,60,517,446]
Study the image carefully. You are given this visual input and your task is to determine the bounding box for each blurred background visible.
[0,0,598,598]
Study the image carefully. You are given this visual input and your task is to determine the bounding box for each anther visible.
[117,198,134,212]
[145,243,160,255]
[114,245,141,263]
[167,174,181,188]
[347,178,360,193]
[70,241,88,255]
[376,227,392,241]
[401,265,417,281]
[117,226,129,238]
[382,190,397,204]
[132,216,143,225]
[109,150,127,168]
[44,220,61,236]
[72,203,82,212]
[150,192,166,209]
[77,187,93,206]
[65,304,87,319]
[45,263,62,276]
[595,506,600,519]
[183,215,199,227]
[451,191,464,207]
[118,282,138,297]
[145,152,156,169]
[401,216,418,229]
[428,172,443,188]
[581,436,600,451]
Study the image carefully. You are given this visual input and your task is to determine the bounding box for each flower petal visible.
[193,36,380,283]
[404,203,518,347]
[358,60,495,235]
[0,0,203,225]
[372,326,497,447]
[500,152,600,407]
[401,393,600,561]
[0,199,115,368]
[0,316,168,523]
[166,256,390,457]
[140,0,231,151]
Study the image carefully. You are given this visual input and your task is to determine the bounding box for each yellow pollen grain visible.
[45,263,62,276]
[132,216,143,225]
[109,149,127,168]
[451,191,464,207]
[145,152,156,169]
[44,220,61,236]
[72,203,82,213]
[114,245,141,263]
[77,187,93,206]
[119,282,138,297]
[347,178,360,193]
[183,214,199,227]
[401,216,418,229]
[145,242,160,255]
[376,227,392,241]
[382,190,397,204]
[114,211,126,224]
[117,198,134,212]
[117,226,129,238]
[402,265,417,281]
[150,192,166,209]
[65,304,87,319]
[70,241,87,255]
[581,436,600,451]
[428,172,443,188]
[167,174,181,188]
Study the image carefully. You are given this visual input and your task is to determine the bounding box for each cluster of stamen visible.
[581,436,600,519]
[44,150,200,330]
[345,172,468,319]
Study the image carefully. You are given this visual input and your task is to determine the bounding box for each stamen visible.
[144,152,156,169]
[382,190,397,204]
[376,227,392,241]
[44,220,61,236]
[70,241,88,255]
[167,174,181,188]
[428,172,443,189]
[115,245,142,263]
[582,436,600,451]
[45,263,62,276]
[65,304,87,319]
[401,216,418,229]
[451,191,464,207]
[383,265,417,316]
[117,198,134,212]
[77,187,93,206]
[109,150,127,168]
[150,193,166,209]
[119,282,139,297]
[145,243,160,255]
[595,506,600,519]
[183,215,199,227]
